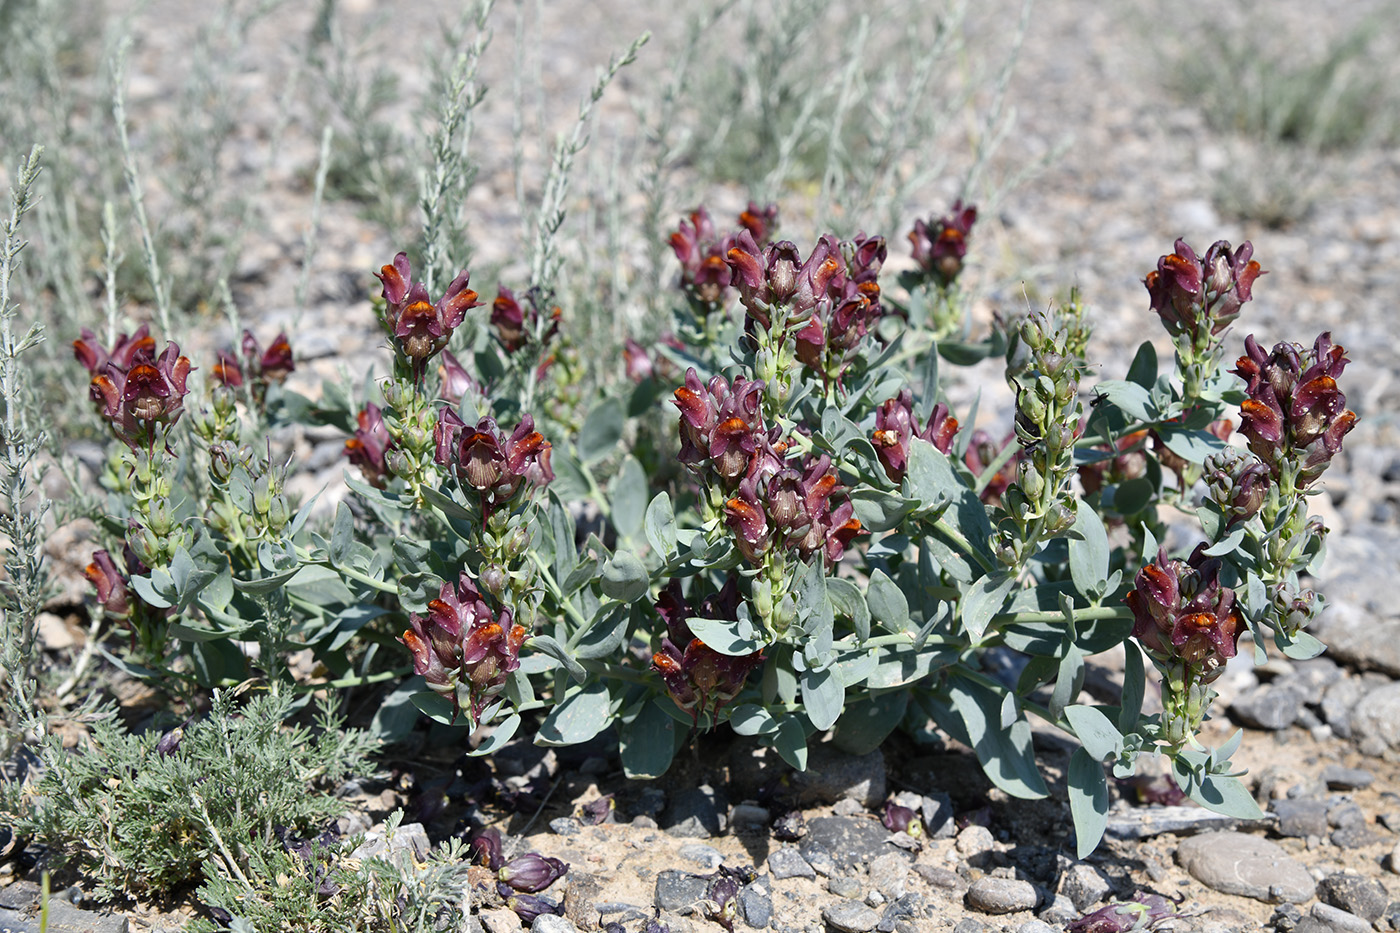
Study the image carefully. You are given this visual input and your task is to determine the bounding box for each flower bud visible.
[252,473,273,515]
[265,495,291,532]
[480,564,508,600]
[148,497,175,537]
[498,853,569,893]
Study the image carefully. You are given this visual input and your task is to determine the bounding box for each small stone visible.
[1274,799,1330,838]
[654,870,709,911]
[562,872,602,930]
[768,848,817,880]
[1231,683,1304,730]
[37,612,76,651]
[875,893,921,933]
[679,844,723,869]
[1317,872,1390,923]
[913,864,966,895]
[1308,903,1371,933]
[829,875,863,899]
[351,821,431,862]
[1058,860,1111,912]
[1176,832,1315,903]
[1320,766,1374,791]
[868,853,909,900]
[739,882,773,929]
[1037,894,1077,925]
[1105,804,1252,840]
[1390,841,1400,875]
[804,846,837,877]
[481,909,523,933]
[1271,902,1304,932]
[832,798,866,817]
[951,922,988,933]
[1327,801,1365,829]
[1330,824,1377,849]
[1349,682,1400,757]
[955,825,995,859]
[664,785,728,839]
[822,902,881,933]
[531,916,579,933]
[804,817,901,871]
[1320,677,1362,738]
[549,817,581,836]
[865,891,886,907]
[965,877,1038,914]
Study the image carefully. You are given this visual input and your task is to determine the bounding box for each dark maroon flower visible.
[376,252,481,378]
[1126,545,1241,681]
[674,369,770,483]
[578,796,616,826]
[213,330,295,393]
[156,724,185,758]
[703,866,756,932]
[1067,892,1182,932]
[738,202,779,246]
[89,342,193,448]
[1233,332,1356,487]
[467,827,504,869]
[73,325,156,376]
[489,286,559,355]
[1145,238,1261,341]
[725,231,842,329]
[399,572,529,721]
[881,801,924,837]
[724,479,771,562]
[772,809,805,841]
[498,853,569,893]
[344,403,392,488]
[437,350,479,405]
[652,579,764,722]
[84,549,131,618]
[434,408,553,511]
[505,892,563,924]
[908,200,977,287]
[670,207,737,308]
[872,389,960,483]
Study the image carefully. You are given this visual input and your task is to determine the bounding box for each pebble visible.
[549,817,581,836]
[803,846,837,877]
[1230,683,1303,730]
[1105,804,1252,839]
[822,902,881,933]
[829,876,863,898]
[1037,893,1077,925]
[37,612,76,651]
[913,864,967,895]
[867,853,909,900]
[964,877,1038,914]
[738,882,773,929]
[1313,592,1400,678]
[1057,860,1110,911]
[731,804,770,831]
[1329,824,1377,849]
[1176,832,1315,903]
[1015,923,1055,933]
[480,909,523,933]
[679,844,723,869]
[1307,902,1372,933]
[951,922,988,933]
[1320,677,1362,739]
[1274,799,1330,838]
[562,872,602,930]
[767,848,817,880]
[1320,766,1374,790]
[803,817,900,871]
[664,785,728,838]
[1390,841,1400,875]
[1317,872,1390,923]
[531,916,579,933]
[350,821,430,862]
[955,825,995,859]
[1348,682,1400,757]
[875,893,922,933]
[653,870,708,911]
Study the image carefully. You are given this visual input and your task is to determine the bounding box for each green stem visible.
[930,516,996,574]
[528,552,590,629]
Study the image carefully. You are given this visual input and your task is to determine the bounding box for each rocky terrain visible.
[5,0,1400,930]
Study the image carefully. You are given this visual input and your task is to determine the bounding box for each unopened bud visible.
[253,473,273,514]
[148,497,175,536]
[480,564,507,599]
[266,495,291,532]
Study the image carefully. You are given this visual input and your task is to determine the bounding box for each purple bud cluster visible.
[1145,238,1261,342]
[74,326,193,451]
[375,251,481,381]
[1126,545,1241,682]
[651,578,764,720]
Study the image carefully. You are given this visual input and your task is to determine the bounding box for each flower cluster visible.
[652,578,764,721]
[1126,545,1241,682]
[399,572,528,720]
[433,409,554,514]
[344,403,393,488]
[674,369,861,564]
[669,203,778,310]
[375,252,481,380]
[1145,238,1261,343]
[908,199,977,288]
[1233,332,1356,488]
[211,329,294,393]
[871,388,960,483]
[491,286,560,357]
[1203,447,1270,526]
[791,233,888,379]
[75,327,193,450]
[725,232,843,332]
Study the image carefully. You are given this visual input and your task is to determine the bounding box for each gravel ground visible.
[11,0,1400,930]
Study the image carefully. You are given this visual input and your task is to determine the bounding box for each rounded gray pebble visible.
[549,817,581,836]
[821,902,881,933]
[532,916,579,933]
[965,877,1038,915]
[679,843,724,869]
[739,883,773,929]
[828,875,863,898]
[768,847,817,880]
[1016,922,1056,933]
